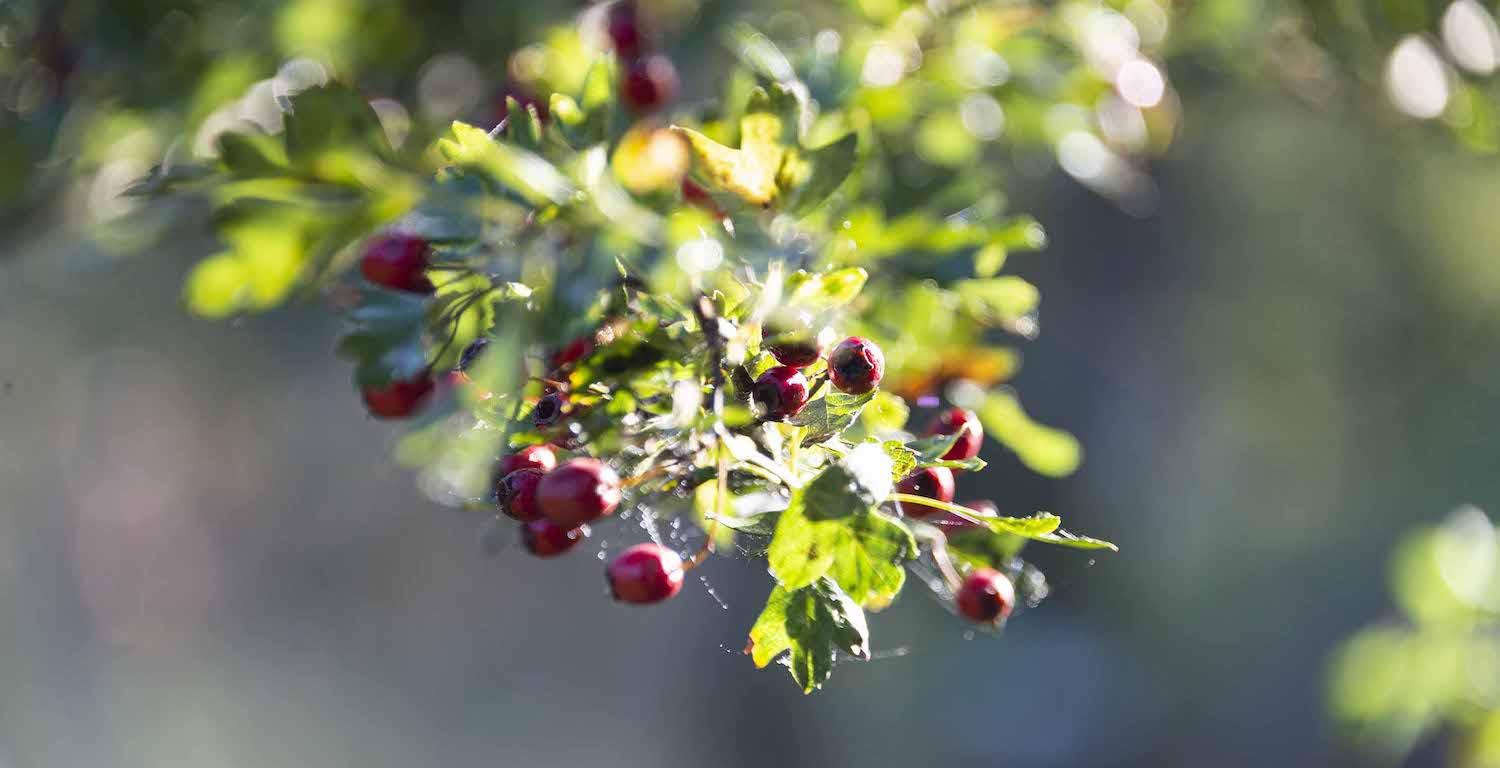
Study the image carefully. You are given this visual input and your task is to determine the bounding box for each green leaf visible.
[979,390,1082,477]
[748,579,871,692]
[770,445,911,607]
[282,83,388,165]
[784,578,870,693]
[881,440,917,481]
[827,509,916,609]
[768,502,833,588]
[217,132,287,177]
[786,267,868,309]
[980,512,1061,539]
[126,161,215,196]
[1032,529,1119,551]
[437,121,576,206]
[791,390,875,444]
[904,432,961,463]
[748,585,794,668]
[955,277,1040,326]
[673,83,803,209]
[504,97,544,149]
[802,442,893,519]
[780,132,859,215]
[973,243,1007,277]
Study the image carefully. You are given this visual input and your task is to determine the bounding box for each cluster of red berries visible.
[607,1,678,113]
[358,233,440,419]
[753,330,886,421]
[893,405,1017,625]
[353,232,1007,620]
[492,443,685,603]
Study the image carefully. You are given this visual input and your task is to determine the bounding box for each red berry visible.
[361,375,435,419]
[360,233,433,293]
[538,458,622,528]
[926,407,983,461]
[522,518,586,557]
[896,466,955,519]
[828,336,885,395]
[496,468,546,521]
[621,54,678,113]
[681,180,724,218]
[533,393,566,428]
[496,444,557,477]
[956,567,1015,624]
[607,543,685,604]
[764,313,825,368]
[551,335,595,371]
[606,1,643,57]
[752,365,811,421]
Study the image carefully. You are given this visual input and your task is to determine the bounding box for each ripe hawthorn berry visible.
[681,180,724,218]
[956,567,1015,624]
[621,54,678,112]
[828,336,885,395]
[497,468,546,521]
[926,407,983,461]
[538,458,621,528]
[764,313,825,368]
[551,335,595,371]
[606,1,644,57]
[752,365,811,421]
[522,518,585,558]
[607,543,685,604]
[361,375,435,419]
[533,393,566,428]
[360,233,433,293]
[896,466,955,519]
[496,444,557,476]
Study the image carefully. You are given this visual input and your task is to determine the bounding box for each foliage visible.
[1330,507,1500,765]
[118,0,1149,692]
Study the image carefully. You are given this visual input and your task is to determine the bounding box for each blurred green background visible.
[6,0,1500,766]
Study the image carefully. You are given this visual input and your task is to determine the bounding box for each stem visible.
[889,493,988,524]
[686,292,727,571]
[927,534,964,592]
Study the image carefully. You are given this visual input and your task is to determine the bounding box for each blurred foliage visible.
[1331,507,1500,766]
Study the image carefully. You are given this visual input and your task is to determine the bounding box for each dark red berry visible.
[828,336,885,395]
[496,444,557,477]
[497,468,546,521]
[752,366,811,421]
[607,543,685,604]
[522,518,586,557]
[361,375,435,419]
[621,54,678,113]
[764,313,825,368]
[956,567,1015,624]
[606,1,644,57]
[926,407,983,461]
[360,233,433,293]
[538,458,621,528]
[681,180,724,218]
[533,393,566,428]
[896,466,955,519]
[551,335,595,371]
